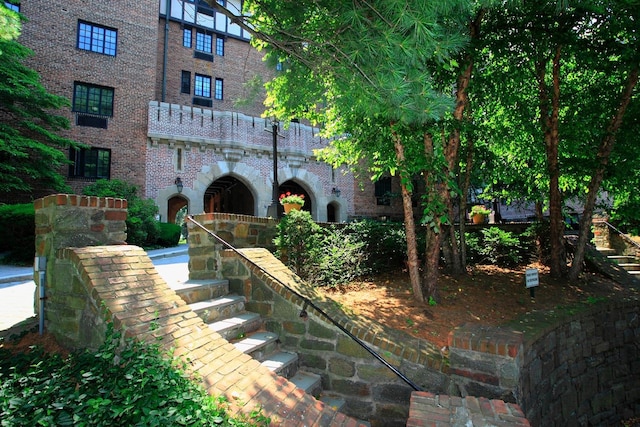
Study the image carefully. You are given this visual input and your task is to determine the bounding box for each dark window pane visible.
[77,21,117,56]
[73,82,114,117]
[183,28,192,47]
[69,147,111,179]
[214,78,223,100]
[181,70,191,94]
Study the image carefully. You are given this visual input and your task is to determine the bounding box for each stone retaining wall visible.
[449,301,640,426]
[187,213,277,280]
[217,247,451,426]
[519,301,640,426]
[33,195,366,426]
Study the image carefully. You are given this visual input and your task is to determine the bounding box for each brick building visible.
[10,0,406,223]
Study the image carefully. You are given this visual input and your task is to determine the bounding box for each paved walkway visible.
[0,244,188,333]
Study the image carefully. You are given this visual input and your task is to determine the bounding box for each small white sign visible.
[525,268,539,288]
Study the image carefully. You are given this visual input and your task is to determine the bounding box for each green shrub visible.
[83,179,160,248]
[310,226,369,287]
[274,209,325,278]
[466,227,526,267]
[0,324,269,426]
[0,203,35,265]
[342,220,409,273]
[157,222,182,247]
[274,215,407,287]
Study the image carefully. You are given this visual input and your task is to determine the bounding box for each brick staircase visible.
[171,277,346,412]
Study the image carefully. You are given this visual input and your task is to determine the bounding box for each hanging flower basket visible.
[279,192,304,214]
[471,205,490,224]
[283,203,303,214]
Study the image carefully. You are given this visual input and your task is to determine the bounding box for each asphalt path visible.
[0,253,189,332]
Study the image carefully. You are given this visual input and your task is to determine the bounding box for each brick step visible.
[171,279,229,304]
[289,371,323,398]
[233,330,280,360]
[261,350,299,380]
[208,312,262,341]
[190,294,245,323]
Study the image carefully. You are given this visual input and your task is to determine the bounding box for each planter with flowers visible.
[471,205,490,224]
[279,192,305,214]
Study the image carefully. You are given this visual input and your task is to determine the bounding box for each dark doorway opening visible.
[204,175,254,215]
[168,196,188,224]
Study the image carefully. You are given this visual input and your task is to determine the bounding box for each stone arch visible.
[168,196,188,224]
[157,185,193,223]
[278,167,348,222]
[193,161,269,215]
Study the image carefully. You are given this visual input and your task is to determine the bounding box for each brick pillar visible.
[591,215,610,249]
[33,194,128,344]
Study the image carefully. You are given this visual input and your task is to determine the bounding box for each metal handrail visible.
[598,219,640,251]
[186,215,422,392]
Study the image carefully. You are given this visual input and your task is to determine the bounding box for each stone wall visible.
[33,195,366,426]
[216,247,451,426]
[449,301,640,426]
[186,212,277,280]
[592,216,640,257]
[519,301,640,426]
[34,194,128,348]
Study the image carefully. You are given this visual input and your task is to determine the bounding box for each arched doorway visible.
[204,175,254,215]
[168,196,188,224]
[327,202,339,223]
[279,180,312,213]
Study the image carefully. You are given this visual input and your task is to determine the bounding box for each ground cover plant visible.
[0,324,269,426]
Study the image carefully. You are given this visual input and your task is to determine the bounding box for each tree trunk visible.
[536,46,566,278]
[444,10,483,275]
[568,66,639,282]
[422,132,441,302]
[392,128,425,303]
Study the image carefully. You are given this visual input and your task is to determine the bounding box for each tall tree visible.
[479,0,640,279]
[0,4,78,197]
[225,0,474,301]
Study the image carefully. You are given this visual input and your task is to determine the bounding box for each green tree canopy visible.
[0,4,78,198]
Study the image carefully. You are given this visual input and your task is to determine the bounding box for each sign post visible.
[525,268,539,298]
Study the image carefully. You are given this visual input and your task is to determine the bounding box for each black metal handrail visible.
[598,219,640,251]
[186,215,422,392]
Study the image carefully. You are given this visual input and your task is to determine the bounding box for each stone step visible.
[289,371,322,398]
[607,255,637,262]
[618,263,640,272]
[208,312,262,341]
[319,393,347,412]
[172,279,229,304]
[189,294,245,323]
[596,247,617,256]
[261,350,299,379]
[233,330,280,360]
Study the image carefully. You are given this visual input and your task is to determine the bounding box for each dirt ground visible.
[318,263,640,348]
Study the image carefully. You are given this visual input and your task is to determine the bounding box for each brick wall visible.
[19,0,159,195]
